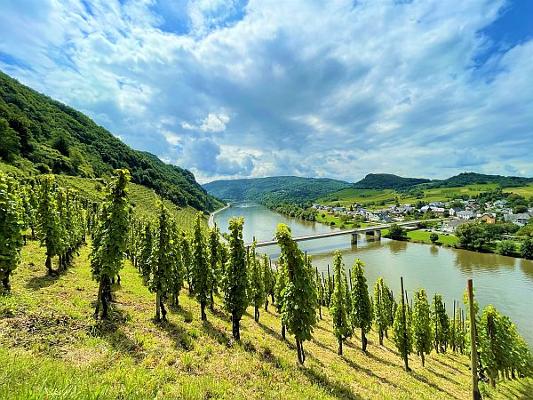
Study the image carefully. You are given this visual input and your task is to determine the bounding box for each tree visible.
[248,242,265,322]
[350,259,373,352]
[150,204,174,321]
[520,237,533,259]
[91,169,131,319]
[330,251,351,355]
[496,240,515,256]
[138,224,154,286]
[180,233,193,293]
[169,225,184,307]
[208,227,220,310]
[316,267,323,319]
[429,232,439,244]
[478,305,508,387]
[276,223,317,364]
[263,255,275,311]
[432,294,449,353]
[0,117,20,161]
[393,278,412,371]
[0,172,24,291]
[456,222,487,251]
[224,217,248,340]
[192,213,209,321]
[388,224,407,240]
[412,289,432,366]
[374,277,394,345]
[37,175,62,275]
[274,254,288,339]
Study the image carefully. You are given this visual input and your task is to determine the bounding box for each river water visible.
[214,203,533,347]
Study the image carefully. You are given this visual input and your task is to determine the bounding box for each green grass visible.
[56,175,201,231]
[504,183,533,198]
[0,239,492,399]
[406,230,459,246]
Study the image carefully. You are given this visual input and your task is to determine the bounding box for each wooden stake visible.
[467,279,481,400]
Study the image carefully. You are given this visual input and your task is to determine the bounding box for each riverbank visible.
[208,203,230,228]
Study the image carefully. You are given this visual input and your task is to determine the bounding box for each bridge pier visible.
[374,229,381,241]
[351,233,358,245]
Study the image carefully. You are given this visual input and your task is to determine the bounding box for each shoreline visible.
[208,203,230,228]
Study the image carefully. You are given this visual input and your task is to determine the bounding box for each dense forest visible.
[352,173,431,190]
[426,172,533,189]
[0,71,222,212]
[203,176,351,204]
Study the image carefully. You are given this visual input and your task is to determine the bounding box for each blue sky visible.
[0,0,532,183]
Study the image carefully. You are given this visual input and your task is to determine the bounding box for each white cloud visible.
[1,0,532,182]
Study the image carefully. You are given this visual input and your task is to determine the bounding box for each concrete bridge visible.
[249,219,442,248]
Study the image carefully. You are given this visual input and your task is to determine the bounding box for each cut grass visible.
[406,230,459,246]
[0,240,525,399]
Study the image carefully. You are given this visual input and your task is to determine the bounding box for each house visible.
[441,219,467,233]
[457,210,475,220]
[479,213,496,224]
[448,207,462,216]
[504,213,531,227]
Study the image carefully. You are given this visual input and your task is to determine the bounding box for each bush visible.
[388,224,407,240]
[521,238,533,259]
[429,233,439,244]
[496,240,515,256]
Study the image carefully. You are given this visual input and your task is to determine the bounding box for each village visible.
[312,196,533,234]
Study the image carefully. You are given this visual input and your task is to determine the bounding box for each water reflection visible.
[453,250,515,274]
[429,245,439,256]
[387,240,408,254]
[519,259,533,284]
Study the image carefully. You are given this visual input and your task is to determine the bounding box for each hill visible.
[0,71,222,212]
[427,172,533,189]
[353,173,431,190]
[0,238,487,399]
[203,176,352,204]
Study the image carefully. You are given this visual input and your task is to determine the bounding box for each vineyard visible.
[1,169,532,399]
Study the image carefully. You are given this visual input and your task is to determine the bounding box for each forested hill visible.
[0,71,222,212]
[427,172,533,188]
[203,176,352,204]
[353,173,431,190]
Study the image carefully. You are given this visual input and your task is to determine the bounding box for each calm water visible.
[215,203,533,347]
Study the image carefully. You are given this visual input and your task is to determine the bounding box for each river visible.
[214,203,533,347]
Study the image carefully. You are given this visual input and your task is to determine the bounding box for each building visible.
[441,219,468,233]
[479,213,496,224]
[457,210,475,220]
[504,213,531,227]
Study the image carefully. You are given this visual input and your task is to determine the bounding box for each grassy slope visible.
[0,161,200,232]
[56,175,199,231]
[320,184,501,208]
[0,240,481,400]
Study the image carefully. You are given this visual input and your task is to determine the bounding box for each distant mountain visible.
[203,176,352,204]
[428,172,533,188]
[353,173,431,190]
[0,71,221,211]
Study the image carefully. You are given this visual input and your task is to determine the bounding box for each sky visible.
[0,0,532,183]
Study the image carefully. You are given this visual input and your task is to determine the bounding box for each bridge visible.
[249,219,442,248]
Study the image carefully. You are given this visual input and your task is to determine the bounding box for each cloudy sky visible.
[1,0,532,183]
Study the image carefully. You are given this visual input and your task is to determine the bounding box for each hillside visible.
[203,176,352,204]
[427,172,533,189]
[353,173,431,190]
[0,71,222,212]
[0,239,479,399]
